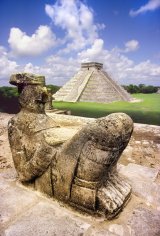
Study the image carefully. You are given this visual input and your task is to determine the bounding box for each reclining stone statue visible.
[8,73,133,219]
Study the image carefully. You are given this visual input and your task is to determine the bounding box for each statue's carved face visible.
[19,85,48,113]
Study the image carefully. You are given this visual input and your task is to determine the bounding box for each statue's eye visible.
[35,92,48,103]
[42,92,48,102]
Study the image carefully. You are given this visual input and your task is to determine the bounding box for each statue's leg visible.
[70,144,109,212]
[70,113,133,218]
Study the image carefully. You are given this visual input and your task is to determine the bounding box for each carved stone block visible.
[8,73,133,219]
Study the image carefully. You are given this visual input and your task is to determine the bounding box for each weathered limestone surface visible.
[121,123,160,168]
[7,73,133,220]
[53,62,132,103]
[1,163,160,236]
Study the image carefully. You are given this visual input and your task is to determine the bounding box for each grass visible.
[53,93,160,125]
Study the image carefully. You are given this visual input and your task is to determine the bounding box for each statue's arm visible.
[8,121,55,182]
[18,142,54,182]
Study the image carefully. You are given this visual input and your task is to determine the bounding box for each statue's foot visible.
[97,175,131,219]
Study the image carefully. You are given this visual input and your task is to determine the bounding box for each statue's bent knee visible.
[69,114,133,216]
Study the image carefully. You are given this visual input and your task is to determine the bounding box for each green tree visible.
[127,84,139,93]
[46,85,61,94]
[0,85,61,113]
[0,86,19,113]
[123,84,158,94]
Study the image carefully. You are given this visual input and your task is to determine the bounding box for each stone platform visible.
[1,163,160,236]
[0,113,160,236]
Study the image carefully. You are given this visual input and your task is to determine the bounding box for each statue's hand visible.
[38,139,54,157]
[34,137,56,168]
[18,138,56,182]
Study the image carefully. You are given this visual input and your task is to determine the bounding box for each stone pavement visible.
[1,163,160,236]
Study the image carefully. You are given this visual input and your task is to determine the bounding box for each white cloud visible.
[106,40,139,54]
[78,39,139,65]
[102,50,160,85]
[2,0,159,87]
[8,25,56,56]
[22,56,79,86]
[130,0,160,16]
[132,60,160,77]
[78,39,104,61]
[124,40,139,52]
[45,4,55,20]
[76,43,160,85]
[45,0,104,53]
[0,46,19,84]
[20,46,160,86]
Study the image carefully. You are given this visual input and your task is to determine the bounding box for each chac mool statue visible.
[8,73,133,219]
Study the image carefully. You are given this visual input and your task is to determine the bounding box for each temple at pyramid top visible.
[81,62,103,70]
[53,62,133,103]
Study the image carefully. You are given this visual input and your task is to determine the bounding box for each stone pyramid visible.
[53,62,132,103]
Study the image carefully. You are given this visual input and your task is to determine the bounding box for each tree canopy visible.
[123,84,158,94]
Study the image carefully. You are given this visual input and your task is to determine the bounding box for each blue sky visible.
[0,0,160,86]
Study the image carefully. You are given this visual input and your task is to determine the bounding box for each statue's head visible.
[10,73,49,113]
